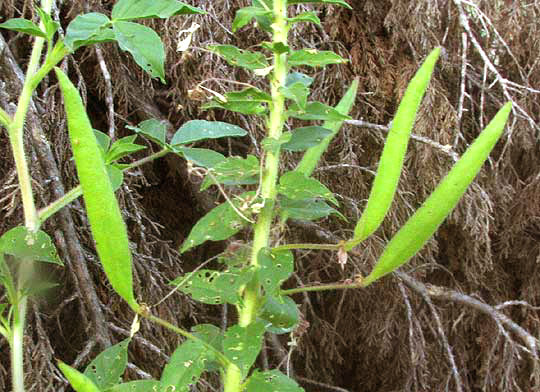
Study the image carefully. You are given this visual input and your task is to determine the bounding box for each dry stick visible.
[398,282,420,392]
[108,323,169,362]
[345,119,460,162]
[396,271,539,359]
[296,376,350,392]
[455,32,468,148]
[453,0,538,134]
[93,45,115,140]
[0,35,113,348]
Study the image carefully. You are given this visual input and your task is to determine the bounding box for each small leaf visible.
[261,41,290,54]
[107,166,124,191]
[0,18,47,38]
[288,12,321,25]
[262,133,291,154]
[112,0,204,20]
[0,226,61,265]
[349,48,441,248]
[36,7,60,41]
[288,101,351,121]
[106,136,146,164]
[203,88,271,115]
[362,102,512,286]
[260,295,299,334]
[282,126,332,151]
[257,248,294,295]
[64,13,115,51]
[84,339,130,389]
[169,267,255,305]
[113,21,166,83]
[180,193,255,253]
[288,49,347,67]
[58,361,101,392]
[252,0,273,32]
[223,321,266,378]
[296,78,358,176]
[161,339,214,391]
[94,129,111,155]
[55,68,137,310]
[278,171,338,206]
[105,380,164,392]
[171,120,248,145]
[280,82,309,109]
[288,0,351,8]
[285,72,314,88]
[245,369,305,392]
[233,6,272,32]
[279,197,343,221]
[174,147,226,168]
[126,119,167,145]
[208,44,269,71]
[201,155,259,191]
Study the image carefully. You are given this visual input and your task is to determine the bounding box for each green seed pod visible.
[347,48,441,250]
[362,102,512,286]
[54,68,138,311]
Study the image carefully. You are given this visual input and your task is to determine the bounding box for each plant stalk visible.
[224,1,289,391]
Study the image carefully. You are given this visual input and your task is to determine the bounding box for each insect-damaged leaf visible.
[223,321,266,378]
[245,369,305,392]
[0,226,62,265]
[84,339,130,389]
[257,247,294,295]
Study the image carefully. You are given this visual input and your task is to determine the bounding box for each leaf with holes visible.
[84,339,130,389]
[126,119,167,146]
[169,267,255,305]
[173,147,226,169]
[65,13,115,51]
[113,21,166,83]
[278,171,338,206]
[0,18,46,38]
[282,126,332,151]
[245,369,305,392]
[180,193,255,253]
[192,324,224,371]
[260,295,299,334]
[111,0,204,20]
[279,196,344,221]
[258,248,294,295]
[288,49,347,68]
[223,321,266,378]
[202,88,271,115]
[0,226,61,265]
[105,380,164,392]
[171,120,248,145]
[161,339,214,391]
[208,45,269,71]
[201,155,260,191]
[288,101,351,121]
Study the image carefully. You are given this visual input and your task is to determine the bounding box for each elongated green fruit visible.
[363,102,512,286]
[295,78,358,176]
[58,361,100,392]
[55,68,138,311]
[346,48,441,250]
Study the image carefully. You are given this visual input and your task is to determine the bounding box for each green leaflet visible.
[363,102,512,286]
[55,68,138,311]
[295,78,358,176]
[347,47,441,249]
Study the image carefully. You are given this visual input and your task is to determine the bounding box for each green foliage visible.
[0,18,47,38]
[171,120,248,145]
[282,126,332,151]
[257,248,294,295]
[201,155,260,190]
[58,361,101,392]
[259,295,299,333]
[126,119,167,146]
[223,321,266,378]
[244,369,304,392]
[278,171,338,206]
[0,227,61,266]
[208,45,269,71]
[288,49,347,67]
[111,0,204,20]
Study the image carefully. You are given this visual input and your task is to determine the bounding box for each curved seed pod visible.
[54,68,138,311]
[295,78,358,176]
[363,102,512,286]
[346,48,441,250]
[58,361,101,392]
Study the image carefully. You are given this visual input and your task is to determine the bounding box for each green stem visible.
[0,107,11,128]
[224,2,289,392]
[139,309,234,369]
[10,296,27,392]
[281,281,364,296]
[273,243,341,252]
[38,148,170,224]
